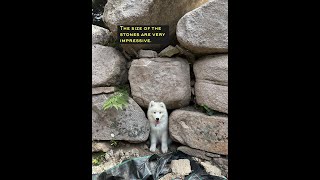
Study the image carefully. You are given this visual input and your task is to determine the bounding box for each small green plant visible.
[103,87,129,111]
[110,139,118,147]
[195,104,217,116]
[92,152,105,166]
[92,158,99,165]
[110,133,118,147]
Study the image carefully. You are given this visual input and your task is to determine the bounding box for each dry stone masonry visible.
[92,0,228,177]
[103,0,208,55]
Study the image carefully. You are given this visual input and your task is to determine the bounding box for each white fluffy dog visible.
[147,101,169,153]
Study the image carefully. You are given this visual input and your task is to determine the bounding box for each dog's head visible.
[147,101,167,126]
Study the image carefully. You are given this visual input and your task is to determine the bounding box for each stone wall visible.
[92,0,228,177]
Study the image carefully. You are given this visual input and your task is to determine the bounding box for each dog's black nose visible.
[156,118,159,121]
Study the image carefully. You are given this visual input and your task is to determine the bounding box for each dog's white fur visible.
[147,101,169,153]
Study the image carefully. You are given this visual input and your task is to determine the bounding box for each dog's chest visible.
[155,128,163,137]
[151,124,166,137]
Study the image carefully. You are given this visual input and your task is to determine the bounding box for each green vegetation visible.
[92,152,105,166]
[195,104,218,116]
[103,86,129,111]
[110,139,118,147]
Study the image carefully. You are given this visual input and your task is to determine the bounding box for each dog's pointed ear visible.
[160,102,166,108]
[149,101,155,108]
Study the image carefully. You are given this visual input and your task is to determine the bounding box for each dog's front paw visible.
[161,146,168,153]
[149,146,156,152]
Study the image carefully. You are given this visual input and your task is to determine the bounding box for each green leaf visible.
[102,87,129,111]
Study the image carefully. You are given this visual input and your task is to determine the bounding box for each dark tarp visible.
[92,151,227,180]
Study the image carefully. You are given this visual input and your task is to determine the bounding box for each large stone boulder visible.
[92,93,150,142]
[92,25,112,45]
[195,80,228,114]
[92,44,128,87]
[169,108,228,155]
[193,55,228,85]
[103,0,208,55]
[176,0,228,54]
[194,54,228,114]
[128,57,191,109]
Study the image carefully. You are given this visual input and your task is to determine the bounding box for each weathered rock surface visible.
[171,159,191,176]
[158,45,180,57]
[178,146,221,161]
[92,87,116,95]
[195,80,228,114]
[194,55,228,85]
[103,0,208,55]
[206,152,221,158]
[200,161,222,177]
[92,25,112,45]
[169,108,228,155]
[128,57,191,109]
[178,146,212,160]
[176,0,228,54]
[92,45,128,87]
[92,94,150,142]
[138,50,158,58]
[212,157,228,177]
[92,142,112,152]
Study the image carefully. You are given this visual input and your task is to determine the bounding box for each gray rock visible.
[171,159,192,176]
[103,0,208,55]
[212,157,228,177]
[92,94,150,142]
[92,142,111,152]
[138,50,158,58]
[128,57,191,109]
[175,45,196,63]
[176,0,228,54]
[205,152,221,158]
[92,87,116,95]
[195,80,228,114]
[169,108,228,155]
[92,25,112,45]
[92,44,128,87]
[158,45,180,57]
[193,55,228,86]
[177,146,212,161]
[200,161,222,177]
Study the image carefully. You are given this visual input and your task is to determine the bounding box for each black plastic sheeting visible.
[92,151,227,180]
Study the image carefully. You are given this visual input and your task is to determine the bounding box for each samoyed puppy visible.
[147,101,170,153]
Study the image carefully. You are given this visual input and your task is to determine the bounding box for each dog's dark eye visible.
[159,112,162,114]
[154,112,156,114]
